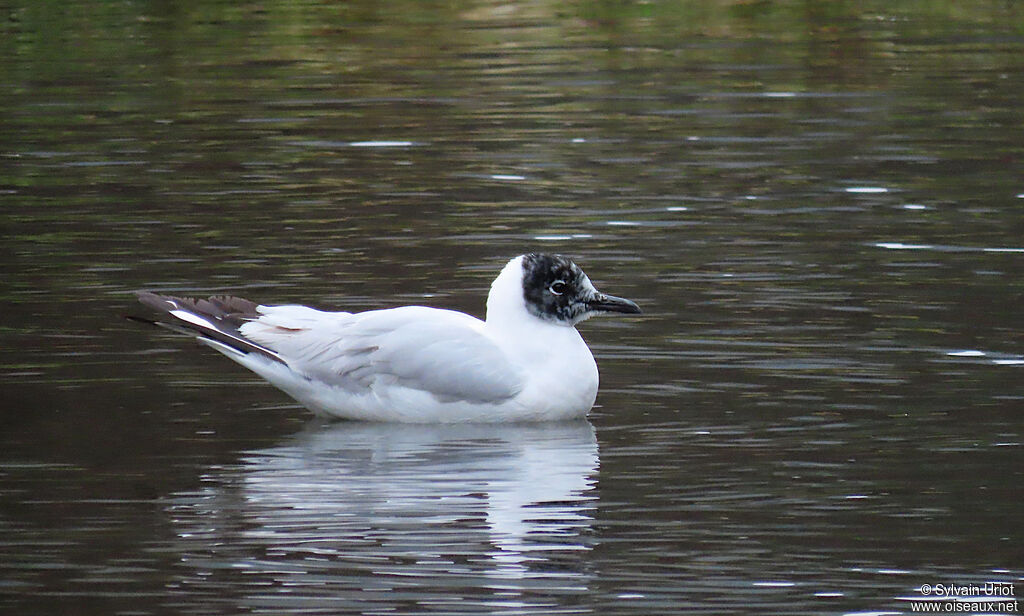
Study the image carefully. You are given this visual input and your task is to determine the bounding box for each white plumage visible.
[135,253,640,423]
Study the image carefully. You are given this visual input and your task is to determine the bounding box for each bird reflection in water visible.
[162,421,599,610]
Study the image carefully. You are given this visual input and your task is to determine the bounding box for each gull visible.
[133,253,641,423]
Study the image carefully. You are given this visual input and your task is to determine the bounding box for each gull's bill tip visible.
[589,293,641,315]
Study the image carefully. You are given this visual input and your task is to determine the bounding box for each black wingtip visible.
[135,290,178,314]
[130,290,284,364]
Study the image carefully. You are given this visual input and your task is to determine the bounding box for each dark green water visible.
[2,2,1022,614]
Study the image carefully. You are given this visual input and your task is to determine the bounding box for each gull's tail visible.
[130,292,285,364]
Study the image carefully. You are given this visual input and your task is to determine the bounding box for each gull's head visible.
[487,253,641,327]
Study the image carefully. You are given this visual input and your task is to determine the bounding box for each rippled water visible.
[2,2,1023,614]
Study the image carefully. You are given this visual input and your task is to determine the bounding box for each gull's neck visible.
[485,256,531,328]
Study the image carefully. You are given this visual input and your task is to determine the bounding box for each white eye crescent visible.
[549,280,567,295]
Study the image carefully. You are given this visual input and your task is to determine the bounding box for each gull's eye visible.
[549,280,567,296]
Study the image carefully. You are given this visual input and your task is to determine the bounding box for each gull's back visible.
[237,305,528,420]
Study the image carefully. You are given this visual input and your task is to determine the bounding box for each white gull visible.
[134,253,640,422]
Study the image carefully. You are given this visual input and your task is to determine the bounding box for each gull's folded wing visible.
[242,305,525,404]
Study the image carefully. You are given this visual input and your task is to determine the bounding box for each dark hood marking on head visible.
[521,253,596,324]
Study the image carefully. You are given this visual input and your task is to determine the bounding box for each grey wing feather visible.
[242,306,524,403]
[372,321,523,403]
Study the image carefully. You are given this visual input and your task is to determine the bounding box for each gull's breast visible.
[497,325,600,421]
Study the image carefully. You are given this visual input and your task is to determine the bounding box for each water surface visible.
[2,2,1022,614]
